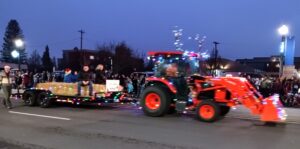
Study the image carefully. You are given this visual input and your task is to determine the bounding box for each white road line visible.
[9,111,71,121]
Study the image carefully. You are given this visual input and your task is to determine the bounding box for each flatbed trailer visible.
[22,82,132,108]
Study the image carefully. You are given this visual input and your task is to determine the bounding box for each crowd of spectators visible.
[244,74,300,107]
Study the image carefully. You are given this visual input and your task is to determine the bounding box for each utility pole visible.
[213,41,220,76]
[78,29,85,67]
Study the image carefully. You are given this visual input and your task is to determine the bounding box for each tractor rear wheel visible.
[196,100,220,122]
[140,86,171,117]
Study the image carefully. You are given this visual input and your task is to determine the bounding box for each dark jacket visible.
[78,71,93,81]
[95,70,106,84]
[72,74,78,82]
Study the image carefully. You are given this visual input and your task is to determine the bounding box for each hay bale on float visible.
[35,82,120,97]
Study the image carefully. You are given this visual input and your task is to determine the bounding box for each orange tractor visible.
[140,51,287,123]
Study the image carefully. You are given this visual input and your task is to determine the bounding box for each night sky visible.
[0,0,299,60]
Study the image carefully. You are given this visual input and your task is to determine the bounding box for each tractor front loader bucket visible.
[260,94,287,122]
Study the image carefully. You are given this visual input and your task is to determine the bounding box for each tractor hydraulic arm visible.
[210,77,287,122]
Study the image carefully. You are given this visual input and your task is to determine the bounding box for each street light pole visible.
[279,56,283,76]
[18,51,21,71]
[14,39,24,98]
[278,25,289,77]
[213,41,220,76]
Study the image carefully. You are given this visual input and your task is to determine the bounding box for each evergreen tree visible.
[1,19,27,63]
[42,45,53,72]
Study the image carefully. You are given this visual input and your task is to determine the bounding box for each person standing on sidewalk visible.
[0,65,13,109]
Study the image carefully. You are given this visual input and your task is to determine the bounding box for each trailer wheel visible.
[220,106,230,116]
[23,91,36,106]
[37,92,52,108]
[196,100,220,122]
[140,86,171,117]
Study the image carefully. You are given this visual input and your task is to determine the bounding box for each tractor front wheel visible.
[196,100,220,122]
[140,86,171,117]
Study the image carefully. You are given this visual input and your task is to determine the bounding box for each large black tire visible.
[167,106,176,114]
[196,100,221,122]
[37,92,52,108]
[23,91,36,106]
[140,86,171,117]
[220,106,230,116]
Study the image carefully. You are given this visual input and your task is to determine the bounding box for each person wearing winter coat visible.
[0,65,13,109]
[63,68,73,83]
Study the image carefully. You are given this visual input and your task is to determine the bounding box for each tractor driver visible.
[165,63,189,101]
[165,63,179,77]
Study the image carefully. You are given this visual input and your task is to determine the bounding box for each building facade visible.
[236,56,300,76]
[58,47,98,71]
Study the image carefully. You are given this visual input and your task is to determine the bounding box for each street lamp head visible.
[278,25,289,36]
[11,50,20,58]
[14,39,24,48]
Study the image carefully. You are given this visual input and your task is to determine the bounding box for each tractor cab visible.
[147,51,200,78]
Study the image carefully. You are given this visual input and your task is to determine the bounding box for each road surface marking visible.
[9,111,71,121]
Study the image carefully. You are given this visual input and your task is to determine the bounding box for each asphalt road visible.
[1,99,300,149]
